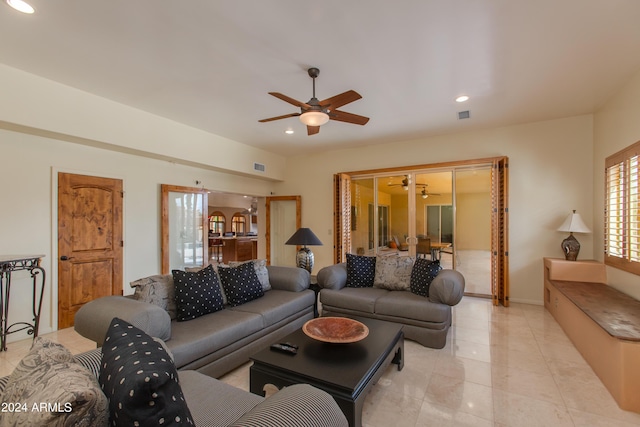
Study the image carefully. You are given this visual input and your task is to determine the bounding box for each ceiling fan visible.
[259,67,369,136]
[388,175,421,190]
[418,185,441,199]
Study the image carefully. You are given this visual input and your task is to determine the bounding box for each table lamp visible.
[557,210,590,261]
[285,228,323,273]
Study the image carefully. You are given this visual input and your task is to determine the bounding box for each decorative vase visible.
[561,233,580,261]
[296,247,314,273]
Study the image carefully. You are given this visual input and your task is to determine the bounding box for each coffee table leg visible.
[392,336,404,371]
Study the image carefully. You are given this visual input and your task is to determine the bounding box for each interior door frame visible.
[335,156,509,305]
[265,196,301,265]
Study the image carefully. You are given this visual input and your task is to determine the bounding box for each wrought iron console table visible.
[0,255,45,351]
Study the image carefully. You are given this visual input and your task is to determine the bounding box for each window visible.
[209,211,225,234]
[232,213,246,235]
[605,140,640,275]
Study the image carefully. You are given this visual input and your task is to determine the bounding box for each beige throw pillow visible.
[0,338,108,427]
[130,274,177,319]
[373,255,415,291]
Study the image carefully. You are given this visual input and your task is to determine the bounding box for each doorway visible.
[334,157,508,305]
[57,172,123,328]
[265,196,301,266]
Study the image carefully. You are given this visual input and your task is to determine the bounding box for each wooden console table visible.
[0,255,46,351]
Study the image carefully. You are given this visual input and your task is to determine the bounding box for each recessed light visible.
[285,129,294,135]
[5,0,35,14]
[455,95,470,103]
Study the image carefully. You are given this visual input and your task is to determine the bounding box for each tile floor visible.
[2,297,640,426]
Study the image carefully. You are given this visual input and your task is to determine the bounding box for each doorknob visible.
[59,256,74,261]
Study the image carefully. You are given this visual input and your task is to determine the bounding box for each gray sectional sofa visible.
[0,335,347,427]
[75,264,315,378]
[317,260,465,349]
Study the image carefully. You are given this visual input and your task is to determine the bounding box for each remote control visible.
[270,343,297,355]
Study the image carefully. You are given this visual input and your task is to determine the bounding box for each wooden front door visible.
[58,173,123,328]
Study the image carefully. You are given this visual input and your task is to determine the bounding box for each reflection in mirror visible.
[161,185,208,274]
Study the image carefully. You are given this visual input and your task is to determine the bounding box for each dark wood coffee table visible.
[250,317,404,427]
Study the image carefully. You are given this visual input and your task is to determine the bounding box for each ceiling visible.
[2,1,640,157]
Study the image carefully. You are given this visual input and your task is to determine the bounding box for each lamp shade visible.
[557,210,590,233]
[299,111,329,127]
[285,228,323,246]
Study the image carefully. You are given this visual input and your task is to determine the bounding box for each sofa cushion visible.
[130,273,177,320]
[168,310,264,368]
[229,259,271,291]
[229,289,315,326]
[0,337,108,427]
[99,318,194,426]
[218,262,265,306]
[374,255,414,291]
[320,287,389,314]
[230,384,348,427]
[179,370,262,427]
[346,253,376,288]
[173,264,225,321]
[375,291,451,323]
[410,259,442,297]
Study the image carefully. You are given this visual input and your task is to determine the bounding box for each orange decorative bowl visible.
[302,317,369,343]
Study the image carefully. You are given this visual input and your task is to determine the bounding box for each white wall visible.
[594,69,640,300]
[0,129,276,341]
[0,64,286,181]
[275,115,595,305]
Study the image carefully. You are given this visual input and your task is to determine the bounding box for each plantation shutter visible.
[491,157,509,306]
[334,173,352,264]
[605,141,640,275]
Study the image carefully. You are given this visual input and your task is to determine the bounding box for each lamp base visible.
[296,247,314,273]
[561,233,580,261]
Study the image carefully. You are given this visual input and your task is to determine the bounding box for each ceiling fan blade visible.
[329,110,370,125]
[307,125,320,136]
[269,92,311,109]
[258,113,300,123]
[319,90,362,110]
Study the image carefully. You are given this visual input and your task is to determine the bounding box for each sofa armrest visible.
[317,263,347,290]
[230,384,348,427]
[266,265,310,292]
[74,296,171,346]
[429,269,465,306]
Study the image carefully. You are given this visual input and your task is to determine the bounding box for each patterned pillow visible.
[0,337,109,427]
[99,318,194,426]
[410,259,442,297]
[172,264,225,321]
[217,262,265,306]
[130,274,177,320]
[374,255,415,291]
[229,259,271,291]
[185,264,228,305]
[346,253,376,288]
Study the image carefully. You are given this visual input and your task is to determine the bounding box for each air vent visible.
[253,162,266,173]
[458,110,470,120]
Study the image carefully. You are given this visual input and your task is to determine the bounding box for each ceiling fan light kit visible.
[259,67,369,136]
[299,111,329,126]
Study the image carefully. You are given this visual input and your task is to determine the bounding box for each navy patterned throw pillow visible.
[99,318,194,426]
[346,253,376,288]
[173,264,225,321]
[217,261,265,306]
[410,258,442,297]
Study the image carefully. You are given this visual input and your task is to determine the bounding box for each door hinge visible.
[120,191,124,198]
[121,241,124,247]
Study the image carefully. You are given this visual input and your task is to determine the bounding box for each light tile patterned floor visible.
[2,298,640,426]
